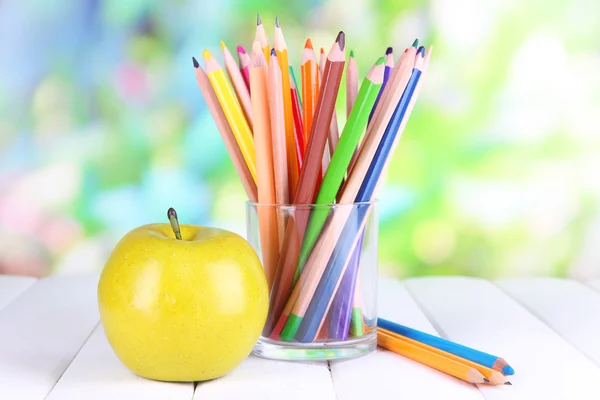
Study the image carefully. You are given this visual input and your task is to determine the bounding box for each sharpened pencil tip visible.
[336,31,345,50]
[386,46,393,55]
[237,45,246,54]
[275,16,280,28]
[192,56,199,68]
[375,56,385,66]
[202,49,211,60]
[417,46,425,57]
[502,366,515,375]
[305,38,313,49]
[257,13,261,25]
[505,382,512,386]
[412,38,419,48]
[270,48,276,57]
[220,41,226,50]
[350,49,354,58]
[483,378,490,383]
[320,47,325,54]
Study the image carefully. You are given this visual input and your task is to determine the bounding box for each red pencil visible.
[290,69,305,168]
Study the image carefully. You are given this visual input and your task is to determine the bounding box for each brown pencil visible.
[319,46,340,160]
[192,57,257,202]
[266,32,346,333]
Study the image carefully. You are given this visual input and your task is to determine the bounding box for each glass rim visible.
[245,199,379,208]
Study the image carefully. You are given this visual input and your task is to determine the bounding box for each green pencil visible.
[292,56,386,283]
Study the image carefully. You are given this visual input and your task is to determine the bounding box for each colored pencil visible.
[192,58,257,202]
[379,327,511,385]
[378,317,515,375]
[319,46,340,159]
[283,46,419,342]
[255,14,270,61]
[221,41,253,129]
[328,234,363,340]
[301,39,319,147]
[237,45,251,93]
[290,70,305,168]
[319,47,331,173]
[250,46,279,290]
[295,57,385,281]
[377,330,489,385]
[203,49,257,184]
[276,57,385,340]
[346,50,358,118]
[349,274,364,337]
[274,17,299,200]
[266,44,289,249]
[266,32,346,335]
[368,47,394,123]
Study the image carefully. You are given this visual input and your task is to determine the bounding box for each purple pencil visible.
[327,232,364,339]
[367,47,394,124]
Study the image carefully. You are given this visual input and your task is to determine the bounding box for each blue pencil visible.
[294,56,424,343]
[378,318,515,375]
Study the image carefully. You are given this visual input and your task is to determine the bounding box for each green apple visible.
[98,208,269,382]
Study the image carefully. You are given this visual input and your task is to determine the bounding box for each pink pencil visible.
[237,45,251,93]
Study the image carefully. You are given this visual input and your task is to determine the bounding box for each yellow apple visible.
[97,211,269,382]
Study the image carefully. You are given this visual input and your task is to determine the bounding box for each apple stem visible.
[167,208,182,240]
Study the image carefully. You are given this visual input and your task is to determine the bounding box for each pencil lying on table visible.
[377,329,489,385]
[378,317,515,375]
[378,327,511,385]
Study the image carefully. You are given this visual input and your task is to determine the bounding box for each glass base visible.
[252,331,377,361]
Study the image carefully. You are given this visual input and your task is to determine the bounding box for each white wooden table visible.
[2,274,600,399]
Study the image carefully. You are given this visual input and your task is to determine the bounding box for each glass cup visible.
[245,200,378,361]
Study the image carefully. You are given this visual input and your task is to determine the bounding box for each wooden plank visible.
[329,278,484,400]
[46,324,194,400]
[193,356,336,400]
[405,277,600,400]
[496,278,600,367]
[0,275,36,311]
[0,274,101,400]
[587,279,600,293]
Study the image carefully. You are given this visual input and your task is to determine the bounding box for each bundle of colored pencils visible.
[377,318,514,386]
[192,15,431,344]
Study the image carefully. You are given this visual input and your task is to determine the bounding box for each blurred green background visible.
[1,0,599,279]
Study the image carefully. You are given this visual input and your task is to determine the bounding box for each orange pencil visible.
[346,49,358,118]
[301,39,319,147]
[378,330,489,385]
[274,17,299,200]
[249,45,279,289]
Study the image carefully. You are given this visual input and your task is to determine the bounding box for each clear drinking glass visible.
[245,201,378,361]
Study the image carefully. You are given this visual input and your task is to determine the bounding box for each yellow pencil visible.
[203,49,257,183]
